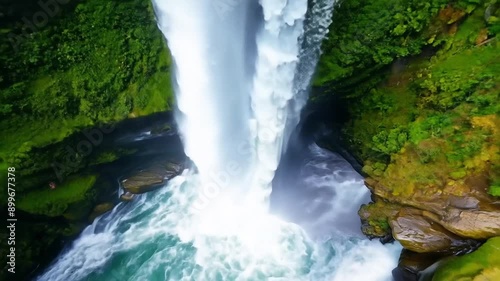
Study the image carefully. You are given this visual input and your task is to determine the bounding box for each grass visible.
[17,174,97,217]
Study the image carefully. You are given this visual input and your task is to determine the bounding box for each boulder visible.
[363,177,500,253]
[120,191,135,201]
[150,123,172,135]
[392,250,445,281]
[121,160,184,194]
[88,202,115,222]
[390,208,480,253]
[423,209,500,240]
[432,237,500,281]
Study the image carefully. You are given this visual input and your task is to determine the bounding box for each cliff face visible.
[315,0,499,262]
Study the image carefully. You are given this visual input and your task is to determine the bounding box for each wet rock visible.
[150,123,171,135]
[121,160,184,194]
[423,208,500,240]
[88,202,115,222]
[393,247,450,280]
[359,199,400,239]
[390,208,480,253]
[363,177,500,253]
[398,249,444,275]
[120,191,135,201]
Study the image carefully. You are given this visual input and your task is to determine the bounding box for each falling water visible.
[36,1,401,280]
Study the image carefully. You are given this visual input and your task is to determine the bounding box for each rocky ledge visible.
[360,176,500,254]
[120,160,185,196]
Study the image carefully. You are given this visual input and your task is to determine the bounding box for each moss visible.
[489,184,500,197]
[89,151,120,166]
[359,201,400,238]
[433,237,500,281]
[340,5,499,198]
[17,175,97,217]
[63,200,94,221]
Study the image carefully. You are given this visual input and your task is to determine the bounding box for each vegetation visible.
[0,0,173,201]
[0,1,173,279]
[315,0,499,269]
[314,0,498,93]
[315,0,499,197]
[17,174,97,217]
[433,237,500,280]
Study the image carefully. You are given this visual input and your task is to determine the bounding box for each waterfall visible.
[36,1,401,280]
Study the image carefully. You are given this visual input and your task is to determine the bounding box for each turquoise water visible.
[38,160,400,281]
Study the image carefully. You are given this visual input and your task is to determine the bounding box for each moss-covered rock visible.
[432,237,500,281]
[362,176,500,253]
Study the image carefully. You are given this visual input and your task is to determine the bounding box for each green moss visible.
[340,4,499,197]
[433,237,500,281]
[17,175,97,217]
[359,201,399,238]
[489,184,500,197]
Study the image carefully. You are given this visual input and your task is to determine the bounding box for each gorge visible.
[36,0,402,280]
[0,0,498,280]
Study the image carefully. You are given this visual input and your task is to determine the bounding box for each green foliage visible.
[372,128,408,155]
[488,183,500,196]
[489,163,500,196]
[314,0,450,89]
[362,162,388,176]
[0,0,173,193]
[17,175,97,217]
[418,44,499,112]
[339,2,499,194]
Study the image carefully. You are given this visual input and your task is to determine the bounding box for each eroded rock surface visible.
[361,177,500,253]
[121,160,185,194]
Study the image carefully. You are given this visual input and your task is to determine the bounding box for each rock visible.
[359,200,400,239]
[397,249,444,275]
[150,123,171,135]
[475,28,489,45]
[121,160,184,194]
[88,202,115,222]
[390,208,479,253]
[120,191,135,201]
[363,177,500,253]
[423,209,500,240]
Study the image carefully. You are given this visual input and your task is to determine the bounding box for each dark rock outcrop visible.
[121,160,185,195]
[88,202,115,222]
